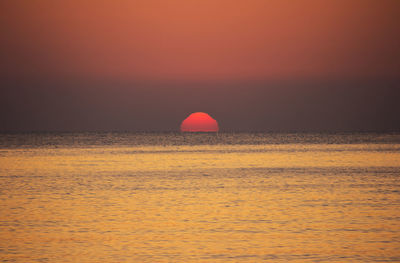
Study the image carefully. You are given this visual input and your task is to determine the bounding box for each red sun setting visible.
[180,112,219,132]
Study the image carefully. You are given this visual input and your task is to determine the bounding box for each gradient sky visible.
[1,0,399,131]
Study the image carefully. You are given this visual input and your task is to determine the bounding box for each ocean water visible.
[0,132,399,262]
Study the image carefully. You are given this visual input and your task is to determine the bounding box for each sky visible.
[1,0,399,132]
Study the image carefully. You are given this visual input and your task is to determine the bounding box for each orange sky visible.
[2,0,399,81]
[0,1,399,131]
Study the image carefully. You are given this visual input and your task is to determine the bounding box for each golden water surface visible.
[0,133,399,262]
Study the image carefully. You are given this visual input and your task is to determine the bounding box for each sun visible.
[180,112,219,132]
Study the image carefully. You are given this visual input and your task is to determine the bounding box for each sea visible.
[0,132,399,262]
